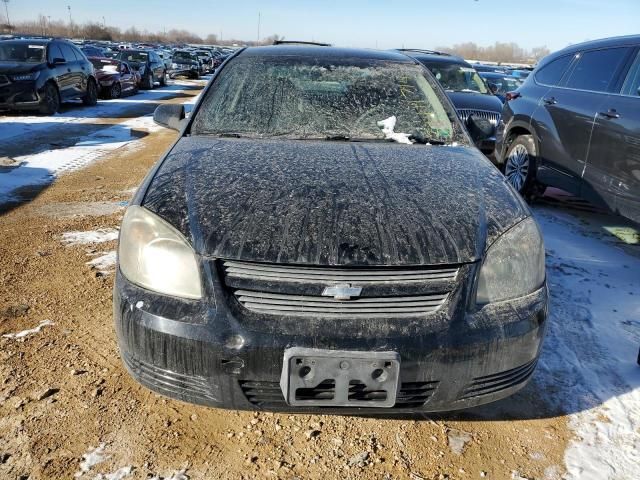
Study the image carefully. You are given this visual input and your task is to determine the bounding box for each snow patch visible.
[149,470,189,480]
[75,443,108,477]
[86,251,117,275]
[533,206,640,480]
[94,466,133,480]
[376,116,413,144]
[446,428,472,455]
[2,320,54,340]
[62,229,119,245]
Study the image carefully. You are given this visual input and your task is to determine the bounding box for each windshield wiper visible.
[409,134,448,145]
[216,132,244,138]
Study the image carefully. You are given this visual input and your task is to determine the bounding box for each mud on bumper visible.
[114,270,548,414]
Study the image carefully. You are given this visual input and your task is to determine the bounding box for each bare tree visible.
[435,41,550,64]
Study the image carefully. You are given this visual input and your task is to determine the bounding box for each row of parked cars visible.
[0,36,233,114]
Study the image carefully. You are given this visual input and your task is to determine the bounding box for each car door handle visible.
[543,97,557,105]
[599,109,620,119]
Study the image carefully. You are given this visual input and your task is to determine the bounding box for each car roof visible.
[556,34,640,55]
[395,50,468,66]
[238,45,416,63]
[0,38,51,45]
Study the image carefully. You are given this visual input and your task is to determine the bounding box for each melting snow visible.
[94,466,133,480]
[446,428,472,455]
[75,443,108,477]
[62,228,119,245]
[86,251,117,275]
[2,320,54,340]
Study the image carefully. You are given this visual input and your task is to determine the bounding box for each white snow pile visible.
[75,444,108,477]
[376,116,413,144]
[62,228,119,246]
[2,320,54,340]
[86,251,117,275]
[533,206,640,480]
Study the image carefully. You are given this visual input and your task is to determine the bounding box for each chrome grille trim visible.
[223,260,459,284]
[234,289,448,317]
[457,108,500,126]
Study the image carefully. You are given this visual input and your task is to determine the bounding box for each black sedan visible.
[0,39,98,114]
[114,45,548,414]
[116,49,166,89]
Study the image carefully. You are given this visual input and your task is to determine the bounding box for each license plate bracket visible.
[280,348,400,408]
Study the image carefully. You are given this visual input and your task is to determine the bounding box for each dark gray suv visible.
[496,35,640,224]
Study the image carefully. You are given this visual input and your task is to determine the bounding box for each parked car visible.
[81,44,107,58]
[479,72,523,102]
[114,44,548,414]
[194,49,214,73]
[89,57,140,99]
[497,35,640,223]
[398,49,504,158]
[509,69,532,80]
[0,38,98,114]
[168,50,200,79]
[472,64,509,74]
[156,49,173,70]
[116,49,166,89]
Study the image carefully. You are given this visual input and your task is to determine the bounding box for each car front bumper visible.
[114,262,548,414]
[0,80,41,111]
[168,68,197,78]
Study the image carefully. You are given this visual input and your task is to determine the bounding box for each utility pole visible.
[2,0,10,31]
[257,11,261,45]
[102,16,106,28]
[67,5,72,36]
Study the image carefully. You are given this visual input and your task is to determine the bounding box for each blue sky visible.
[5,0,639,51]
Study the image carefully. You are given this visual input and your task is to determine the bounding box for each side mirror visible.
[466,114,494,143]
[153,104,186,131]
[51,57,66,65]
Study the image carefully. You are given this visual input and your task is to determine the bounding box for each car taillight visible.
[505,91,521,101]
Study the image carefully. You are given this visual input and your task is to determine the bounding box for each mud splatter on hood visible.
[141,137,529,266]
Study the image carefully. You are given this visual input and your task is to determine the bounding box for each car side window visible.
[60,44,77,63]
[534,55,573,86]
[72,46,87,61]
[563,47,631,93]
[621,51,640,97]
[48,44,64,63]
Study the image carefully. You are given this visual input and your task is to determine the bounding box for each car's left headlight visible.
[476,217,545,305]
[118,206,202,299]
[12,71,40,81]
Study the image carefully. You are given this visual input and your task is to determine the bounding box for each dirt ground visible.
[0,89,570,479]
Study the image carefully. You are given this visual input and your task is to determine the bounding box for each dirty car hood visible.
[141,137,529,266]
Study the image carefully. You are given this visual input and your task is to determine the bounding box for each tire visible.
[82,79,98,106]
[38,82,60,115]
[142,72,153,90]
[108,82,122,99]
[192,71,200,80]
[503,134,537,197]
[159,71,167,86]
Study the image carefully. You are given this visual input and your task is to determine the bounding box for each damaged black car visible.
[114,45,548,414]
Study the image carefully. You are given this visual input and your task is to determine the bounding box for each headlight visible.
[118,206,202,299]
[12,71,40,81]
[476,217,545,304]
[171,63,178,68]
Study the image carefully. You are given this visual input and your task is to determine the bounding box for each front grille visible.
[123,353,218,402]
[0,74,9,86]
[221,260,459,319]
[457,108,500,126]
[234,290,448,317]
[458,359,537,400]
[240,380,438,408]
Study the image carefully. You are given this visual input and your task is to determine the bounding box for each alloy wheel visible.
[505,144,530,192]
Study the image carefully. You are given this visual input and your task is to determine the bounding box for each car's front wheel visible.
[38,82,60,115]
[142,72,154,90]
[109,82,122,99]
[503,135,537,197]
[159,71,167,86]
[82,78,98,106]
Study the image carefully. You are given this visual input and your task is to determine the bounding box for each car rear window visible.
[563,47,631,93]
[192,56,458,145]
[534,54,573,86]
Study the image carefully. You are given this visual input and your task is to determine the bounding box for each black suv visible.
[398,50,503,159]
[117,49,166,89]
[497,35,640,223]
[0,38,98,114]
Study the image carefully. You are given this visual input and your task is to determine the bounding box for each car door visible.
[71,45,91,93]
[120,62,135,94]
[47,43,73,98]
[59,43,82,97]
[584,47,640,222]
[535,49,630,194]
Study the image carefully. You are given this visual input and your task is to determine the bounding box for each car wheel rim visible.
[505,144,530,192]
[46,87,57,111]
[112,84,121,98]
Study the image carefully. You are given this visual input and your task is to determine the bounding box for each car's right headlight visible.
[475,217,545,305]
[118,206,202,299]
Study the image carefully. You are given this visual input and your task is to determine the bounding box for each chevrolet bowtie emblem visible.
[322,284,363,300]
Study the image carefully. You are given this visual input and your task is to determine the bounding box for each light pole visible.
[257,11,261,44]
[67,5,72,35]
[2,0,11,31]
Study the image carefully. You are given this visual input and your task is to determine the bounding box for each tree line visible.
[434,41,551,64]
[0,14,281,46]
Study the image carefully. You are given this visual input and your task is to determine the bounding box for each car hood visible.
[447,91,504,113]
[141,137,529,266]
[0,63,42,75]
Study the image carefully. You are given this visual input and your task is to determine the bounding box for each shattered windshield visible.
[192,56,459,144]
[423,62,489,94]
